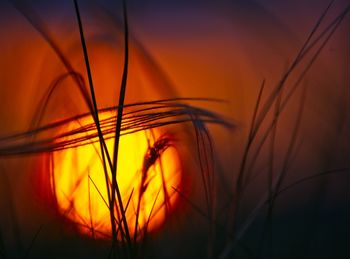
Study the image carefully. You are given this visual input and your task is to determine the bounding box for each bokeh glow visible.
[51,112,182,239]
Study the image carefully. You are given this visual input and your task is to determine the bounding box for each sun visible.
[50,111,182,239]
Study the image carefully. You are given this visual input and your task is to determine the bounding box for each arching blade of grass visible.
[220,166,350,259]
[258,85,283,258]
[226,79,265,243]
[10,0,93,112]
[0,101,231,157]
[73,0,112,197]
[10,1,120,250]
[72,0,121,251]
[24,225,42,259]
[234,0,336,199]
[244,1,350,187]
[274,168,350,198]
[107,0,133,256]
[221,2,350,258]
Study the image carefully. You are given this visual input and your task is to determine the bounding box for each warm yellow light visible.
[51,112,182,239]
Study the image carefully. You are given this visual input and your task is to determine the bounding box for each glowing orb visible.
[51,112,182,239]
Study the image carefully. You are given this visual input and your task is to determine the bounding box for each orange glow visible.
[51,111,182,239]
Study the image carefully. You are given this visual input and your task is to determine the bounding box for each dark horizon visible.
[0,0,350,258]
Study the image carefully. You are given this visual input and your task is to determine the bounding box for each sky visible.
[0,0,350,258]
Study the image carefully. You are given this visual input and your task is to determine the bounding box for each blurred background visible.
[0,0,350,258]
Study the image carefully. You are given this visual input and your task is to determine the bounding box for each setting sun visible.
[51,111,182,239]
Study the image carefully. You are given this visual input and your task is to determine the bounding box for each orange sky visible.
[0,1,349,257]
